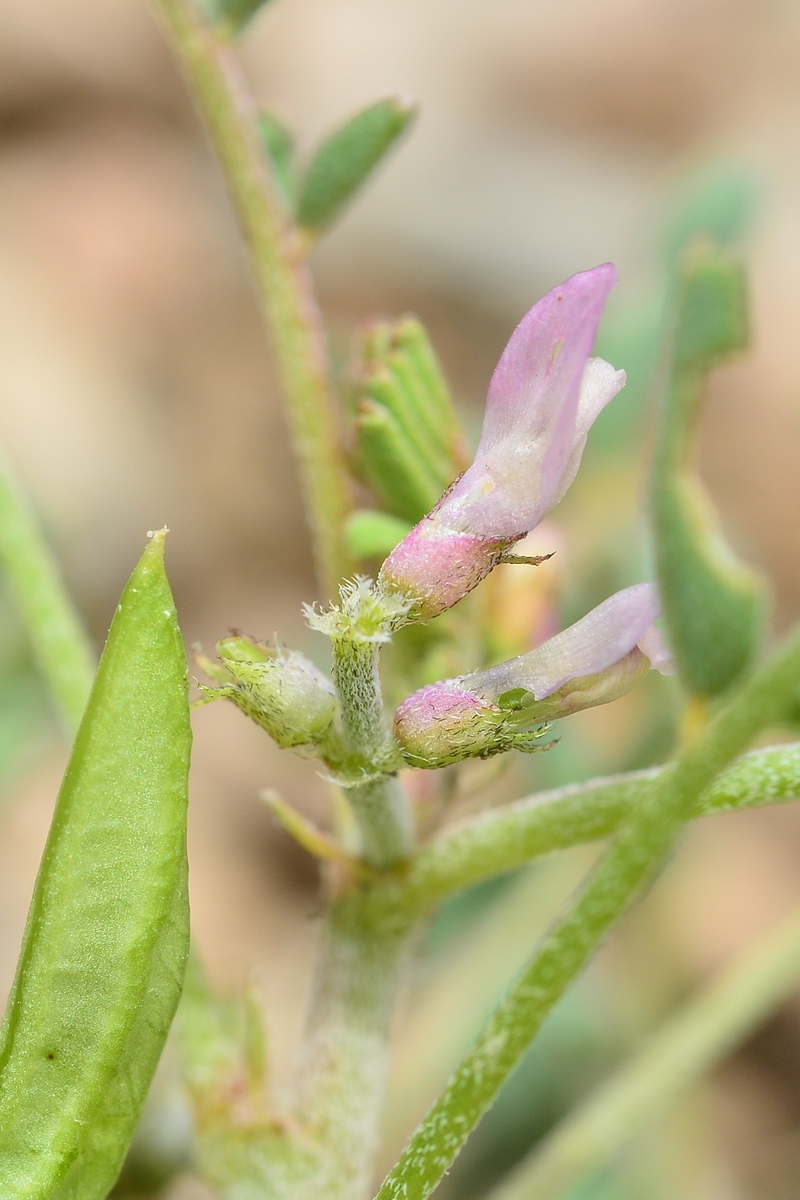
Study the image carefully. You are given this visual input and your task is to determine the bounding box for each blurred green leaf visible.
[297,98,416,234]
[0,532,191,1198]
[258,111,295,206]
[651,243,765,697]
[663,164,759,265]
[344,509,412,560]
[0,453,95,733]
[200,0,274,35]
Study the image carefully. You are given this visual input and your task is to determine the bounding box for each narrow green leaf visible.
[356,400,445,523]
[344,509,412,560]
[258,111,295,207]
[0,453,95,732]
[652,243,765,697]
[297,98,417,234]
[0,530,191,1199]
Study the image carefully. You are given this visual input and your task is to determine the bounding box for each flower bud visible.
[394,584,672,768]
[379,265,626,619]
[204,636,337,752]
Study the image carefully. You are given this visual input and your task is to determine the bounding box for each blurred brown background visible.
[2,0,800,1196]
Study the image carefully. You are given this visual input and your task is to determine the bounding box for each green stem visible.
[376,625,800,1200]
[332,637,411,868]
[487,899,800,1200]
[292,890,415,1200]
[0,454,95,732]
[401,741,800,916]
[149,0,354,598]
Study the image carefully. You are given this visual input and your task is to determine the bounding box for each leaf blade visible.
[0,531,191,1199]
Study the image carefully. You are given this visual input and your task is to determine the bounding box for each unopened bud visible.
[205,637,337,752]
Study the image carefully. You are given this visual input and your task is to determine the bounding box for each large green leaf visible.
[0,530,192,1199]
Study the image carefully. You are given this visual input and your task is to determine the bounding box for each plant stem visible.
[376,624,800,1200]
[401,741,800,915]
[292,889,414,1200]
[487,899,800,1200]
[149,0,354,598]
[0,454,95,733]
[332,637,411,868]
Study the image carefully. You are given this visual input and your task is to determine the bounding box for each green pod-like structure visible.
[355,399,446,523]
[351,316,468,529]
[0,531,192,1199]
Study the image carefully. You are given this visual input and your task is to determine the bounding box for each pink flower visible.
[379,264,626,619]
[394,583,672,768]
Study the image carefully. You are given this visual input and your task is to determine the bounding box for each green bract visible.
[0,531,191,1199]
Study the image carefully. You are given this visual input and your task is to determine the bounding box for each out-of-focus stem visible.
[0,454,95,732]
[292,892,414,1200]
[149,0,354,597]
[487,900,800,1200]
[376,623,800,1200]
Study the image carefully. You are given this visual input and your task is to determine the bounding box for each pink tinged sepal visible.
[393,583,672,768]
[379,265,626,620]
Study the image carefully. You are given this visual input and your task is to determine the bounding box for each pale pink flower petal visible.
[393,583,673,767]
[379,264,624,619]
[471,582,662,700]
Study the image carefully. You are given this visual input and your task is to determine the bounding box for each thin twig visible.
[487,899,800,1200]
[149,0,354,597]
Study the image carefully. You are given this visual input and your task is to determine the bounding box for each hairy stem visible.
[488,899,800,1200]
[333,637,411,868]
[292,889,415,1200]
[150,0,354,597]
[401,741,800,915]
[0,454,95,732]
[376,625,800,1200]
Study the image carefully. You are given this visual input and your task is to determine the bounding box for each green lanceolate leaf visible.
[0,530,192,1199]
[297,97,417,235]
[652,243,765,697]
[258,111,295,207]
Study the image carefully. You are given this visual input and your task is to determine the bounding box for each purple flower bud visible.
[379,265,626,619]
[394,583,672,768]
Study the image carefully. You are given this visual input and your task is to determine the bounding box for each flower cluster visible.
[377,264,673,768]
